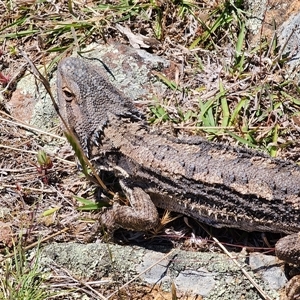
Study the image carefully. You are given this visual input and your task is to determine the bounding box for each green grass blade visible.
[149,104,170,122]
[153,71,181,91]
[269,124,279,157]
[280,91,300,105]
[235,21,246,57]
[74,195,108,210]
[219,80,229,127]
[229,98,248,126]
[64,132,89,177]
[226,130,257,148]
[42,207,61,217]
[198,98,215,123]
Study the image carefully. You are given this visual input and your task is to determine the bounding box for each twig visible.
[0,144,76,165]
[0,111,65,140]
[1,184,56,193]
[50,262,107,300]
[198,221,272,300]
[212,236,272,300]
[0,167,36,172]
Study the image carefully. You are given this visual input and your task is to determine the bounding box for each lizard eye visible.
[62,88,74,102]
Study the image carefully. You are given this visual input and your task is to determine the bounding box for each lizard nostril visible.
[62,88,74,101]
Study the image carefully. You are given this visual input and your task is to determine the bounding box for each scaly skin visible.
[57,57,300,298]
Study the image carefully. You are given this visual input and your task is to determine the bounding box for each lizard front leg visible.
[100,180,160,231]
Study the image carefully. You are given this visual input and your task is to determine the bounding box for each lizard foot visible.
[100,182,160,232]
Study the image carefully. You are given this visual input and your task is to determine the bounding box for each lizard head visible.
[57,57,143,154]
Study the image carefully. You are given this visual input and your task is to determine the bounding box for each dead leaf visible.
[115,24,151,49]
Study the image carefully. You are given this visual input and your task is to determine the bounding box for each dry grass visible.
[0,111,97,245]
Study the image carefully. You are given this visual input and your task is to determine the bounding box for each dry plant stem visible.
[50,262,106,300]
[271,26,297,72]
[0,144,76,165]
[0,144,38,155]
[213,237,272,300]
[20,51,110,194]
[199,219,272,300]
[50,280,111,288]
[105,249,176,299]
[0,228,69,263]
[200,76,251,100]
[51,276,111,288]
[1,184,56,193]
[266,31,276,58]
[0,167,37,172]
[0,111,65,140]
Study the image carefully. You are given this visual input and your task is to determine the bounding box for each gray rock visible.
[249,252,287,290]
[40,242,282,299]
[174,268,216,296]
[244,0,269,35]
[136,251,169,284]
[278,12,300,74]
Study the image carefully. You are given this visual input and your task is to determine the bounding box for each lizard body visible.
[57,57,300,298]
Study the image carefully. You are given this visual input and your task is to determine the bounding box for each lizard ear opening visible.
[62,87,74,102]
